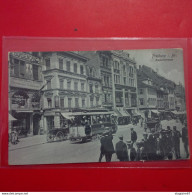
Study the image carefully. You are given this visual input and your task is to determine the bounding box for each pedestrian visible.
[156,137,164,160]
[84,121,91,135]
[141,132,149,160]
[131,127,137,145]
[140,117,144,127]
[182,122,189,158]
[126,140,137,161]
[115,135,129,161]
[102,128,115,162]
[135,141,143,161]
[172,126,181,159]
[98,132,106,162]
[144,123,147,132]
[147,133,156,160]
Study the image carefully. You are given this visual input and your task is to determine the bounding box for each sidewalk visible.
[9,134,47,151]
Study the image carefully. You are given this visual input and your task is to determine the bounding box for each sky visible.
[127,48,185,86]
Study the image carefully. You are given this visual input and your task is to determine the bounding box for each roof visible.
[137,65,176,90]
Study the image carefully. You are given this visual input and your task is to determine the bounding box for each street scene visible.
[8,49,189,165]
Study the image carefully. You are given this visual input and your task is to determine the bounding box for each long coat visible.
[103,134,115,155]
[115,140,129,161]
[131,130,137,142]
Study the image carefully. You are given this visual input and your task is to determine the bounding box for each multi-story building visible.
[9,52,43,135]
[80,51,137,124]
[41,52,88,131]
[137,78,158,110]
[86,55,102,108]
[79,51,114,109]
[110,51,137,117]
[137,65,176,117]
[175,83,186,111]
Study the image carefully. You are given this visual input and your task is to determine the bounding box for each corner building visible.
[41,52,88,131]
[9,52,43,135]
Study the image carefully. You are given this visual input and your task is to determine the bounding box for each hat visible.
[118,134,123,138]
[126,140,132,145]
[103,130,109,135]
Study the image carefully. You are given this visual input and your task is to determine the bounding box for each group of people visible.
[99,123,189,162]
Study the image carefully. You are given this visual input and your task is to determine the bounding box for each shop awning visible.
[114,109,122,117]
[16,110,33,113]
[171,111,186,115]
[151,110,160,114]
[9,114,17,121]
[119,109,130,117]
[61,113,74,120]
[132,110,141,116]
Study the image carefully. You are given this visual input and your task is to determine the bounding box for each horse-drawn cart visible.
[146,119,162,132]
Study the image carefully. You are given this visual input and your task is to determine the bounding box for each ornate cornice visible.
[10,52,40,65]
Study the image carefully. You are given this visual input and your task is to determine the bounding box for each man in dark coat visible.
[147,133,157,160]
[102,129,115,162]
[115,135,129,161]
[98,132,106,162]
[131,127,137,144]
[182,123,189,158]
[172,126,181,159]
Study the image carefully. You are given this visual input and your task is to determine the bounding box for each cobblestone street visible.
[9,121,188,165]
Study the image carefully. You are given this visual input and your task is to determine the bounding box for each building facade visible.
[41,52,89,131]
[9,52,43,135]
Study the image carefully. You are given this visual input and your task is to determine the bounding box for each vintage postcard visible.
[8,49,189,165]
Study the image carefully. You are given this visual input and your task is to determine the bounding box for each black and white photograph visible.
[8,49,189,165]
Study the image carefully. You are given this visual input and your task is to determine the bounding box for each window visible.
[81,83,85,91]
[59,59,63,70]
[75,98,79,107]
[60,79,64,89]
[89,84,93,93]
[95,84,99,93]
[102,56,109,67]
[67,80,71,90]
[80,65,84,74]
[139,98,144,105]
[33,65,39,80]
[139,89,143,94]
[82,98,85,108]
[47,80,51,89]
[74,63,77,73]
[67,61,70,72]
[89,68,93,76]
[47,98,52,108]
[13,59,19,76]
[68,98,72,108]
[20,61,25,77]
[123,77,126,85]
[90,97,93,107]
[47,116,54,129]
[104,94,107,103]
[74,82,78,91]
[60,98,64,108]
[45,59,50,70]
[96,97,99,106]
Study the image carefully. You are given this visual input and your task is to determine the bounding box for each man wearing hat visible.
[102,127,115,162]
[126,140,137,161]
[172,126,181,159]
[131,127,137,145]
[115,135,129,161]
[182,122,189,158]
